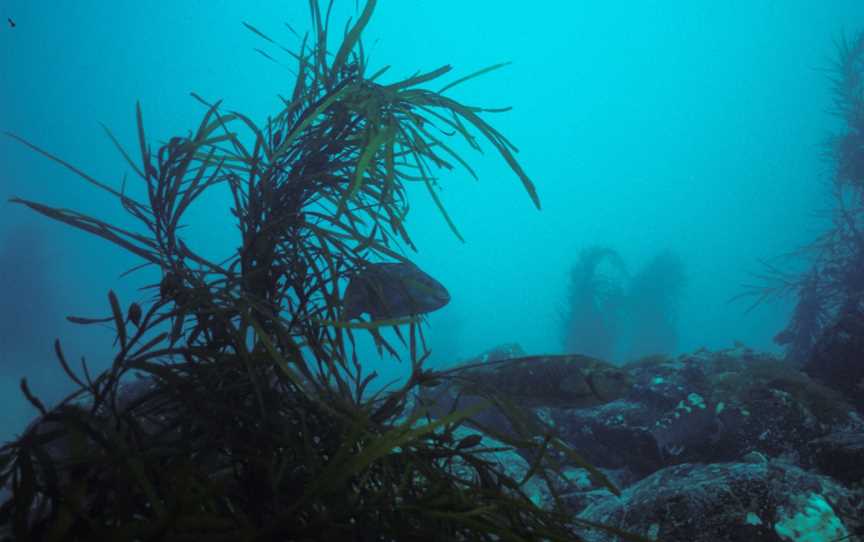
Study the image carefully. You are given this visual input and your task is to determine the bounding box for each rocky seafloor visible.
[426,340,864,542]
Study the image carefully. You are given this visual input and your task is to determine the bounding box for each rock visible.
[805,302,864,413]
[576,461,863,542]
[805,430,864,484]
[423,345,864,489]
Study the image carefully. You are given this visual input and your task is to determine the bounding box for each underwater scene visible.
[2,1,864,540]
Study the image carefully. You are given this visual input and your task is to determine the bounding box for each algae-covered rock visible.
[805,302,864,414]
[576,460,863,542]
[546,345,864,485]
[805,430,864,484]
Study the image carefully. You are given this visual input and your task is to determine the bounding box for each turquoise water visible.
[1,1,863,440]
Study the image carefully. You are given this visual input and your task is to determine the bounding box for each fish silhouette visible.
[342,261,450,320]
[453,354,632,409]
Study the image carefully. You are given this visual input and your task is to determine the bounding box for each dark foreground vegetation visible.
[0,2,644,541]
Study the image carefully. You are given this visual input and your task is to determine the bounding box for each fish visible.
[417,354,633,446]
[450,354,632,409]
[7,17,14,28]
[342,261,450,320]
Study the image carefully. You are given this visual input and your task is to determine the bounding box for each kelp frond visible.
[0,2,624,541]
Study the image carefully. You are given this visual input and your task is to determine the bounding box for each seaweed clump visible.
[0,2,640,540]
[739,31,864,414]
[745,32,864,361]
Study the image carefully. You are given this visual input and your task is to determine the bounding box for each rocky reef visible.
[422,342,864,541]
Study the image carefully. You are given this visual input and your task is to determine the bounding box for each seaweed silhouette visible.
[561,247,686,362]
[0,2,649,540]
[740,31,864,363]
[623,250,685,361]
[561,246,628,361]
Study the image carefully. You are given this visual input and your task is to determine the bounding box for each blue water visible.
[1,1,862,441]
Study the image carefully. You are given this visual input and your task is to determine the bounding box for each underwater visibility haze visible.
[2,0,861,409]
[2,1,864,540]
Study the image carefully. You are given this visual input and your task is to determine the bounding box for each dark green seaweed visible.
[0,3,650,540]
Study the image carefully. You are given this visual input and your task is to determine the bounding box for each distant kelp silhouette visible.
[562,247,685,362]
[561,246,628,361]
[0,225,56,359]
[0,2,648,540]
[0,224,62,407]
[623,250,686,361]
